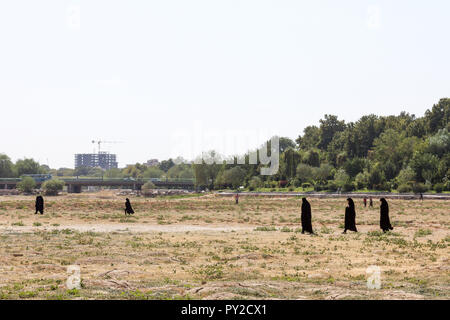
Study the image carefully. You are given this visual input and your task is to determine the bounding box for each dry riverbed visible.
[0,193,448,300]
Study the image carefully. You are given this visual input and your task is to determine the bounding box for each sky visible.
[0,0,449,168]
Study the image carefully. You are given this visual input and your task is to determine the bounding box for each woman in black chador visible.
[301,198,314,234]
[124,198,134,215]
[379,198,393,232]
[35,195,44,215]
[343,198,358,234]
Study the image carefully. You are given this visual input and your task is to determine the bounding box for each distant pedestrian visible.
[369,197,373,208]
[419,193,423,201]
[343,198,358,234]
[35,195,44,215]
[301,198,314,234]
[363,197,367,208]
[379,198,393,232]
[235,193,239,205]
[124,198,134,215]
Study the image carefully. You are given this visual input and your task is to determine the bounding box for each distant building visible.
[145,159,159,167]
[74,152,118,170]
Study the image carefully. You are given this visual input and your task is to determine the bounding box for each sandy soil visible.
[0,192,448,300]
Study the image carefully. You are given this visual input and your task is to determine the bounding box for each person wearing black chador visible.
[343,198,358,234]
[35,195,44,215]
[301,198,314,234]
[124,198,134,215]
[380,198,393,232]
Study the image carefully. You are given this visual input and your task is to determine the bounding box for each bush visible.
[411,183,428,194]
[248,176,262,190]
[293,178,302,188]
[326,181,338,192]
[433,183,445,193]
[314,184,325,192]
[301,183,311,189]
[342,182,355,192]
[397,184,412,193]
[141,182,156,197]
[17,176,36,193]
[42,179,64,196]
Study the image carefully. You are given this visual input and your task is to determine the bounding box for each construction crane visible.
[91,140,123,153]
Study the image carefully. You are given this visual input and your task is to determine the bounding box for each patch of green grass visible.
[254,226,277,232]
[415,229,432,238]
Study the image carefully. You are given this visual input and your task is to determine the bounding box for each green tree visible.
[355,171,370,189]
[296,126,320,150]
[42,179,65,196]
[104,168,123,178]
[15,158,43,176]
[17,176,36,193]
[0,154,16,177]
[280,148,301,179]
[312,164,334,184]
[222,166,246,189]
[143,166,165,179]
[158,159,175,172]
[409,152,439,183]
[248,176,262,190]
[296,164,314,184]
[318,114,346,150]
[424,98,450,134]
[427,128,450,157]
[334,169,350,189]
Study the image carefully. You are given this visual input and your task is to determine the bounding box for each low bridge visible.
[0,178,195,193]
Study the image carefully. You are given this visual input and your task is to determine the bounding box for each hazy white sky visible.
[0,0,449,168]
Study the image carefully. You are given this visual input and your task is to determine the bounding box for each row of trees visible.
[192,98,450,193]
[2,98,448,193]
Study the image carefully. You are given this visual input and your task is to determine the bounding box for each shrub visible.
[141,181,156,197]
[314,184,325,192]
[42,179,64,196]
[326,181,338,192]
[397,184,412,193]
[248,176,262,190]
[342,182,355,192]
[433,183,445,193]
[17,176,36,193]
[293,178,302,188]
[412,183,428,194]
[301,183,311,189]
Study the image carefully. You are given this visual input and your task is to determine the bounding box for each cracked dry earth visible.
[0,192,448,300]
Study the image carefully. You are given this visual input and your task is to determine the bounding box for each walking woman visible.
[35,195,44,215]
[301,198,314,234]
[124,198,135,215]
[343,198,358,234]
[380,198,394,232]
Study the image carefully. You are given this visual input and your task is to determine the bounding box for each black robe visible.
[125,199,134,215]
[380,199,393,232]
[344,200,357,232]
[301,198,314,234]
[35,196,44,214]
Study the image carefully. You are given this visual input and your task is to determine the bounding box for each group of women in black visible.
[33,196,135,216]
[33,195,393,234]
[301,197,394,235]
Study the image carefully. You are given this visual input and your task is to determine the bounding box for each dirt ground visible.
[0,192,448,300]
